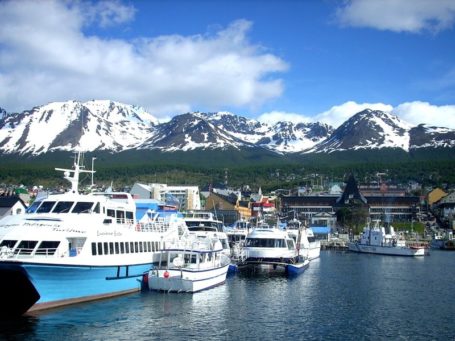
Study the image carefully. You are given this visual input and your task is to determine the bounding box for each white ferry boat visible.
[348,220,426,257]
[237,225,309,275]
[147,233,230,292]
[0,153,187,316]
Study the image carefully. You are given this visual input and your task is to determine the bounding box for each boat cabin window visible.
[116,210,125,223]
[220,239,229,250]
[107,209,115,218]
[35,241,60,255]
[184,254,198,264]
[287,240,295,250]
[52,201,74,213]
[72,202,94,213]
[245,238,286,248]
[27,201,42,213]
[93,203,100,214]
[188,226,218,232]
[0,240,17,248]
[15,240,38,255]
[36,201,56,213]
[126,211,134,223]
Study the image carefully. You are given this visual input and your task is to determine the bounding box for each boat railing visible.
[116,218,135,225]
[34,247,59,257]
[5,247,61,259]
[136,221,171,233]
[13,247,35,256]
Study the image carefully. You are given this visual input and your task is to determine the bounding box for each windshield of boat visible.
[72,202,94,213]
[52,201,74,213]
[36,201,56,213]
[186,221,222,232]
[245,238,286,248]
[27,200,42,213]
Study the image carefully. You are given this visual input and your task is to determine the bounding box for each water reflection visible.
[1,251,454,340]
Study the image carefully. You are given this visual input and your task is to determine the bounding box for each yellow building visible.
[204,191,251,224]
[427,188,448,206]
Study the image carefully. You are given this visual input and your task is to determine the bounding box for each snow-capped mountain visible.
[409,124,455,149]
[0,100,157,154]
[140,112,251,151]
[0,101,453,156]
[307,109,411,153]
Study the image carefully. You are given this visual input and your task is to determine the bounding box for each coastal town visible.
[2,167,454,249]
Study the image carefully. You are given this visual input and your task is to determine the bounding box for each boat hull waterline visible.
[0,261,151,316]
[348,243,426,256]
[148,264,229,293]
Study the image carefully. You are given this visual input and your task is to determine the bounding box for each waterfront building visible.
[281,174,420,224]
[130,183,201,210]
[433,191,455,229]
[203,190,251,225]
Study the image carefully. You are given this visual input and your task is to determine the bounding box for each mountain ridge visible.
[0,100,454,156]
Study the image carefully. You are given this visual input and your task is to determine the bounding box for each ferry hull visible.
[0,262,152,316]
[148,264,229,293]
[348,242,425,257]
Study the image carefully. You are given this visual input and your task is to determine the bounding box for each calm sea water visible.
[1,250,454,341]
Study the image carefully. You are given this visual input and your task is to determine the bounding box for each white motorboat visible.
[182,211,230,256]
[147,234,230,292]
[237,225,309,275]
[225,219,250,246]
[0,152,187,316]
[348,220,426,257]
[286,218,321,261]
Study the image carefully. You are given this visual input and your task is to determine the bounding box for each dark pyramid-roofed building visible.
[335,174,367,207]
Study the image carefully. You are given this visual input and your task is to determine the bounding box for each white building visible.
[0,196,27,220]
[130,183,201,210]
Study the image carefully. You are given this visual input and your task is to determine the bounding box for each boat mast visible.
[55,151,94,194]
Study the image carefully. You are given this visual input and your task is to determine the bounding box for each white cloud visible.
[393,101,455,128]
[257,111,313,125]
[266,101,455,129]
[336,0,455,33]
[0,0,287,118]
[315,101,393,127]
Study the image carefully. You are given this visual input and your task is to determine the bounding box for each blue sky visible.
[1,0,455,128]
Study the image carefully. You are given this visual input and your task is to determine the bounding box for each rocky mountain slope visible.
[0,101,453,156]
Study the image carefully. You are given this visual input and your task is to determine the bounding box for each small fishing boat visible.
[147,234,230,293]
[348,220,426,257]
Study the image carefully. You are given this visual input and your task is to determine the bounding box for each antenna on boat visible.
[55,151,95,194]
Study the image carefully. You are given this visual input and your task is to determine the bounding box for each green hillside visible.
[0,147,454,190]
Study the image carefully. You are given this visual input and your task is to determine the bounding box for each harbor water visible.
[1,250,454,340]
